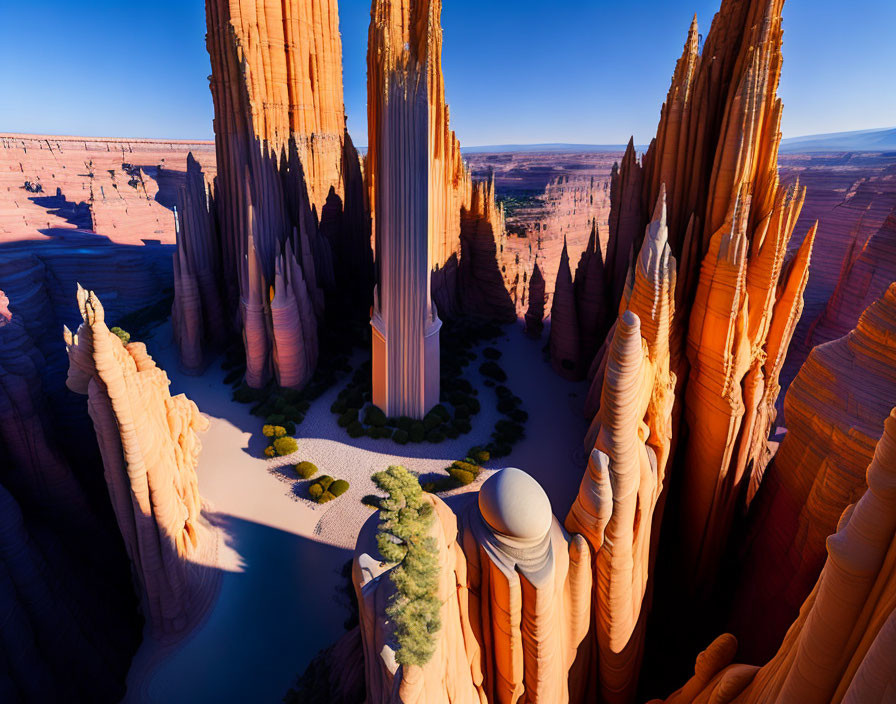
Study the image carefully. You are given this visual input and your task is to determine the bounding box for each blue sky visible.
[1,0,893,146]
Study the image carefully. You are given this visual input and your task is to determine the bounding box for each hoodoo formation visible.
[65,287,215,636]
[173,0,373,383]
[5,0,896,701]
[367,0,445,417]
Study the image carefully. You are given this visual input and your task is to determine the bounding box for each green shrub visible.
[266,413,287,427]
[393,429,410,445]
[295,461,318,479]
[431,404,451,421]
[467,397,481,414]
[398,416,412,431]
[273,436,298,456]
[426,430,446,443]
[445,427,460,439]
[309,484,323,499]
[347,421,365,438]
[483,347,502,360]
[495,385,512,399]
[364,405,388,427]
[454,405,470,420]
[452,419,472,434]
[110,326,130,345]
[497,397,519,414]
[452,460,481,475]
[409,422,425,443]
[468,447,490,464]
[338,409,358,428]
[330,479,350,497]
[317,476,334,491]
[371,466,441,666]
[371,426,392,439]
[422,411,442,431]
[283,420,297,436]
[448,467,476,485]
[318,491,336,503]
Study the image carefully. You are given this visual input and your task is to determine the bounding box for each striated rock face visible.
[65,286,215,636]
[459,469,592,704]
[568,193,676,703]
[583,0,817,606]
[355,469,591,703]
[173,0,373,386]
[367,0,447,418]
[651,407,896,704]
[728,282,896,661]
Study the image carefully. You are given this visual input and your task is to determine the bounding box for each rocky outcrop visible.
[728,282,896,661]
[651,406,896,704]
[355,468,590,703]
[65,286,216,636]
[568,192,676,703]
[355,493,485,703]
[173,0,373,387]
[524,261,546,338]
[459,469,591,703]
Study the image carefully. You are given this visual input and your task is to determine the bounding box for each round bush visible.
[338,409,359,428]
[426,430,446,443]
[510,409,528,423]
[309,484,323,499]
[467,397,481,414]
[454,405,470,420]
[330,479,350,497]
[409,422,426,443]
[431,404,451,421]
[347,421,365,438]
[468,447,490,464]
[449,467,476,485]
[364,405,388,427]
[273,436,298,456]
[318,491,336,504]
[397,416,412,431]
[393,429,410,445]
[423,411,442,431]
[295,461,318,479]
[266,413,287,427]
[483,347,502,360]
[317,476,334,491]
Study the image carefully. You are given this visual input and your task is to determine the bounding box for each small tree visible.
[371,466,441,667]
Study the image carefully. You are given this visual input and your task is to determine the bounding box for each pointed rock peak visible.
[651,184,668,225]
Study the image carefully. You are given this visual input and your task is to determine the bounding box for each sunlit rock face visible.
[650,407,896,704]
[457,469,591,704]
[728,282,896,661]
[65,286,216,636]
[173,0,373,386]
[354,469,590,703]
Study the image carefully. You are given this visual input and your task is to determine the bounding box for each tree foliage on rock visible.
[371,465,442,667]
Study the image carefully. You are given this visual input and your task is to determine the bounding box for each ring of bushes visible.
[330,319,503,444]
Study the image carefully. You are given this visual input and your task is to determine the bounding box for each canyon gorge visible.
[1,0,895,702]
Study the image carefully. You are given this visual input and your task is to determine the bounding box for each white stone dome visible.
[478,467,553,540]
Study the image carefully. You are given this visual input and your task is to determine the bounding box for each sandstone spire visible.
[549,240,582,379]
[524,260,547,338]
[650,406,896,704]
[65,286,216,635]
[173,0,373,387]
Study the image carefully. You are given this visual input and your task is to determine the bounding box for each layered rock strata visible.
[651,406,896,704]
[728,282,896,661]
[173,0,373,387]
[65,287,215,635]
